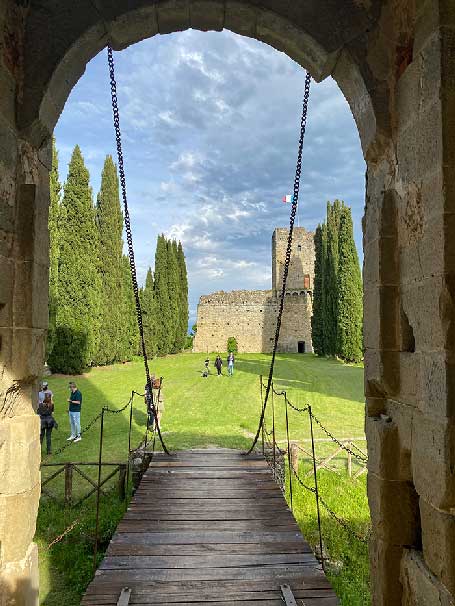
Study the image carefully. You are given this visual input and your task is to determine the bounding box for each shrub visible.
[227,337,238,353]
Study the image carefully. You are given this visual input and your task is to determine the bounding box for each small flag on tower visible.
[282,194,294,204]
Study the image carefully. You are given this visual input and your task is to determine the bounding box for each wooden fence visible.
[41,462,127,507]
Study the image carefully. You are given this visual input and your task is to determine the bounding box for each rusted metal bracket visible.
[280,584,300,606]
[117,587,132,606]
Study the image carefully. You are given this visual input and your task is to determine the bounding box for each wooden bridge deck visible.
[82,449,338,605]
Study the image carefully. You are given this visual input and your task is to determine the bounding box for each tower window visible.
[304,274,310,289]
[298,245,302,252]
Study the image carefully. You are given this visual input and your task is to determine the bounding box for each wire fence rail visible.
[40,389,161,574]
[256,375,370,571]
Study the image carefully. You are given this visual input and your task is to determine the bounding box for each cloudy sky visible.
[55,29,366,327]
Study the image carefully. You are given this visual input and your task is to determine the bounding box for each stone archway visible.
[1,1,455,605]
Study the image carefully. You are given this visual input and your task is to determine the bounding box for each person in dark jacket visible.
[37,392,57,455]
[214,355,223,376]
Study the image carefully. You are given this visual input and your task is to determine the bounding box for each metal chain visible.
[247,73,312,455]
[46,518,81,550]
[107,46,170,455]
[310,412,368,464]
[291,465,317,495]
[287,401,310,414]
[319,496,369,544]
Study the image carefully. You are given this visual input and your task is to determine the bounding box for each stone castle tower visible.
[193,227,315,353]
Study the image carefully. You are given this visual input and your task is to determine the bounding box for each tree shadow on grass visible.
[235,354,364,406]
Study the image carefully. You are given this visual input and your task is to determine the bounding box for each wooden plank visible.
[116,519,299,532]
[99,553,316,570]
[83,449,338,605]
[93,564,319,582]
[111,530,306,545]
[106,542,313,557]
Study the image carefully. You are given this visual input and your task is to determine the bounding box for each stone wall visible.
[0,2,42,604]
[272,227,315,293]
[193,290,313,354]
[0,1,455,605]
[194,227,315,354]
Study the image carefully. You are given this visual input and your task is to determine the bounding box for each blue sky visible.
[55,30,365,327]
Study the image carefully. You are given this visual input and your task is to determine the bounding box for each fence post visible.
[259,375,264,455]
[271,384,276,471]
[118,464,127,501]
[93,408,105,574]
[64,463,73,507]
[347,442,352,477]
[284,393,293,511]
[290,443,299,475]
[308,406,325,571]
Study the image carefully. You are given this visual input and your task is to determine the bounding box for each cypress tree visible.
[167,239,181,353]
[47,137,61,358]
[176,241,189,351]
[311,224,325,355]
[95,155,124,365]
[154,234,172,354]
[121,254,139,359]
[324,200,343,356]
[142,267,158,357]
[336,206,363,362]
[48,145,101,373]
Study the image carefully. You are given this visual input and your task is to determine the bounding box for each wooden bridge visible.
[82,449,338,605]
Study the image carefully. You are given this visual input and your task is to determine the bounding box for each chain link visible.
[107,46,170,456]
[319,497,369,544]
[247,73,312,454]
[309,412,368,464]
[46,518,81,550]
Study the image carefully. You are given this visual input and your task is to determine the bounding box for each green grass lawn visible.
[37,352,370,605]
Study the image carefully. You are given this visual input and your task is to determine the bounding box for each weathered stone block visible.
[109,6,158,50]
[224,1,257,38]
[156,0,190,34]
[368,473,420,545]
[189,0,224,31]
[364,349,400,397]
[256,10,338,82]
[0,415,40,497]
[412,411,455,509]
[418,350,455,419]
[420,498,455,595]
[369,536,404,606]
[10,328,46,379]
[364,285,400,351]
[366,401,413,481]
[13,261,49,329]
[402,277,445,351]
[0,483,40,564]
[401,548,455,606]
[0,542,39,606]
[0,258,13,328]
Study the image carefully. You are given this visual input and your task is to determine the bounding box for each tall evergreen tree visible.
[311,224,325,355]
[95,155,124,365]
[121,254,139,359]
[176,241,189,351]
[154,234,172,354]
[48,145,101,373]
[47,138,61,358]
[324,200,343,356]
[141,267,158,357]
[336,206,363,362]
[167,239,181,353]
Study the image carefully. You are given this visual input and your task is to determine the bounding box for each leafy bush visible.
[227,337,238,353]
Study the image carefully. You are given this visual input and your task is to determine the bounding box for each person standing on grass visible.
[38,380,53,407]
[227,352,235,377]
[214,355,223,376]
[67,381,82,442]
[37,392,58,455]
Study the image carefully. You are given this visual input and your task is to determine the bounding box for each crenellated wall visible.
[193,289,313,353]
